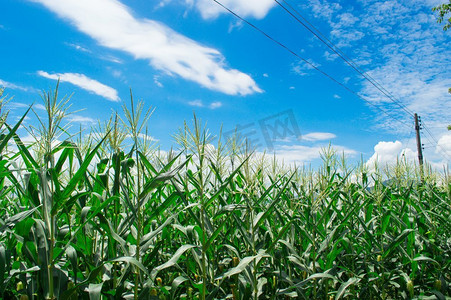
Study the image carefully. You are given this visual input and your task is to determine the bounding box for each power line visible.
[212,0,413,130]
[275,0,451,163]
[421,121,451,161]
[401,125,415,150]
[274,0,415,118]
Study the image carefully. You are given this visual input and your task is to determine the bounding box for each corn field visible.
[0,87,450,299]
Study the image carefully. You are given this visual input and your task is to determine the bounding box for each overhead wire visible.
[421,121,451,161]
[211,0,413,130]
[275,0,415,118]
[274,0,451,163]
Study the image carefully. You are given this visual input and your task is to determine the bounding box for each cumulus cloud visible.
[366,141,417,168]
[38,71,120,102]
[302,132,337,142]
[32,0,261,96]
[436,134,451,159]
[193,0,276,20]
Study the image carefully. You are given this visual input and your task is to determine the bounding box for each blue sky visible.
[1,0,450,168]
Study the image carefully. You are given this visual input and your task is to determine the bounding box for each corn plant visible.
[0,85,449,299]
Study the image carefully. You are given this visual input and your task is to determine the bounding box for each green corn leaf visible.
[151,244,197,279]
[218,250,269,280]
[0,205,41,233]
[61,132,109,200]
[336,277,361,299]
[383,229,415,259]
[0,107,31,154]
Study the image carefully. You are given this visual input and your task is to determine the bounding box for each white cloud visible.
[34,104,46,110]
[188,99,204,107]
[187,99,222,109]
[365,141,417,168]
[66,42,91,53]
[32,0,261,96]
[126,133,158,142]
[67,115,96,124]
[304,0,450,152]
[292,60,321,76]
[307,0,342,20]
[193,0,276,20]
[333,94,341,99]
[67,42,123,63]
[156,0,171,9]
[228,20,243,33]
[37,71,120,102]
[100,55,123,64]
[0,79,30,91]
[111,70,122,79]
[273,144,357,164]
[302,132,337,142]
[323,50,338,61]
[5,102,45,110]
[153,75,163,88]
[209,101,222,109]
[436,133,451,159]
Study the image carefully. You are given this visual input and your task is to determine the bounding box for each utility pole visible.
[414,113,424,180]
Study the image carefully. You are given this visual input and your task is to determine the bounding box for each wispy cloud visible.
[37,71,120,102]
[188,99,204,107]
[66,42,91,53]
[209,101,222,109]
[67,114,96,124]
[99,54,123,64]
[0,79,30,91]
[304,0,450,163]
[292,60,321,76]
[126,133,158,142]
[273,144,357,164]
[154,75,163,88]
[155,0,171,10]
[187,99,222,109]
[32,0,261,96]
[66,42,123,63]
[302,132,337,142]
[191,0,276,20]
[5,102,46,111]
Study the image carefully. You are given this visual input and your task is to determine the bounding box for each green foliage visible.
[0,86,450,299]
[433,0,451,31]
